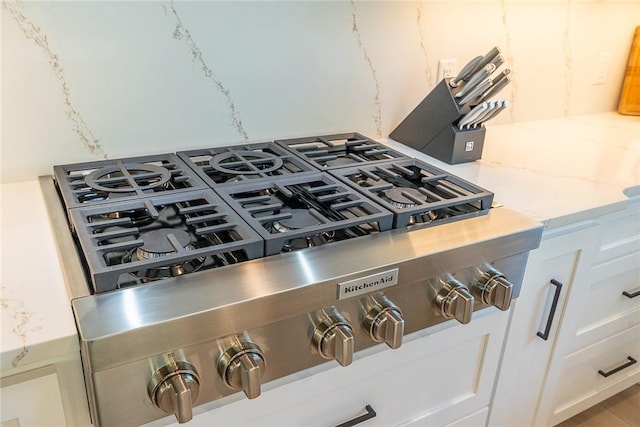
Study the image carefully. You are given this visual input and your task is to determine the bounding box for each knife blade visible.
[479,75,511,101]
[449,55,483,88]
[455,64,496,99]
[458,78,493,105]
[458,102,488,129]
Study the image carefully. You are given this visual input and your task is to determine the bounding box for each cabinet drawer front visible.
[402,406,488,427]
[151,311,508,427]
[0,370,67,427]
[552,324,640,423]
[594,205,640,264]
[570,254,640,351]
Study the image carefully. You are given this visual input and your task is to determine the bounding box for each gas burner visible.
[271,209,321,232]
[329,159,494,228]
[281,233,335,252]
[215,174,394,256]
[324,157,359,167]
[105,208,156,227]
[380,187,428,208]
[275,132,408,170]
[85,163,171,193]
[54,154,208,209]
[178,143,316,187]
[68,190,264,293]
[135,229,193,260]
[209,151,284,175]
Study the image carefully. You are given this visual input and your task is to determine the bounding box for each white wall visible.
[1,0,638,183]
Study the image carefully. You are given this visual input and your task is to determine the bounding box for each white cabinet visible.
[0,366,67,427]
[490,200,640,427]
[151,308,509,427]
[0,352,91,427]
[488,225,598,427]
[544,202,640,425]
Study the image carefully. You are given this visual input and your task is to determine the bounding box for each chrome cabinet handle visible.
[335,405,377,427]
[537,279,563,341]
[598,356,637,378]
[622,287,640,299]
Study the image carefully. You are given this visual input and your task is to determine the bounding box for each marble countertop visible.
[0,112,637,374]
[0,181,79,373]
[385,112,640,229]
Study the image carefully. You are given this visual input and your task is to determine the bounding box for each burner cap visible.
[325,156,357,167]
[85,163,171,193]
[209,151,283,175]
[381,187,427,208]
[136,229,192,260]
[272,209,321,232]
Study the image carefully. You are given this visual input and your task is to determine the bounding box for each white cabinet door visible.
[488,225,598,427]
[0,367,67,427]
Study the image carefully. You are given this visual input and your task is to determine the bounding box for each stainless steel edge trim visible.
[39,175,91,300]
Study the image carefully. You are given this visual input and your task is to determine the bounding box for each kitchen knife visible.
[489,68,511,86]
[458,101,488,129]
[478,100,509,126]
[467,46,501,77]
[449,55,483,87]
[479,75,511,101]
[455,64,496,99]
[458,78,493,105]
[490,54,505,69]
[467,101,497,128]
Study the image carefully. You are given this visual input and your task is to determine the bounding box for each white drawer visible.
[0,367,67,427]
[401,406,488,427]
[550,324,640,425]
[570,251,640,351]
[593,204,640,264]
[149,310,508,427]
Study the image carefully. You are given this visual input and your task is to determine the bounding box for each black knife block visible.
[390,78,486,164]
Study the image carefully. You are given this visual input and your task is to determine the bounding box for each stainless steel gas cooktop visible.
[41,132,542,426]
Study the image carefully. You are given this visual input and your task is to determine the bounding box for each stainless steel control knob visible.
[474,267,514,311]
[217,337,266,399]
[364,295,404,349]
[436,276,474,324]
[148,359,200,424]
[312,308,355,366]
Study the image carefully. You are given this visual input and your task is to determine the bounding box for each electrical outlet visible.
[593,51,612,85]
[437,59,458,81]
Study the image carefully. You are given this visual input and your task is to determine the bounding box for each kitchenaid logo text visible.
[337,269,399,300]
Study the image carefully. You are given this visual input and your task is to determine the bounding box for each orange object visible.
[619,26,640,115]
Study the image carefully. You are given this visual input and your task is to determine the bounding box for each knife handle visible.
[450,56,483,87]
[480,100,509,126]
[467,46,501,77]
[468,101,497,128]
[456,64,496,99]
[458,102,488,129]
[480,76,511,101]
[458,78,493,105]
[491,69,511,86]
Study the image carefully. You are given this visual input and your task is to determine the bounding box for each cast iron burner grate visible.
[214,174,394,255]
[329,159,494,228]
[177,142,317,187]
[68,190,264,293]
[275,132,408,170]
[54,154,208,209]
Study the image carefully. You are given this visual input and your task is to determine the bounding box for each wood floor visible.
[555,384,640,427]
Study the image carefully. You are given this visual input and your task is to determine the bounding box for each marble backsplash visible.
[1,0,639,183]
